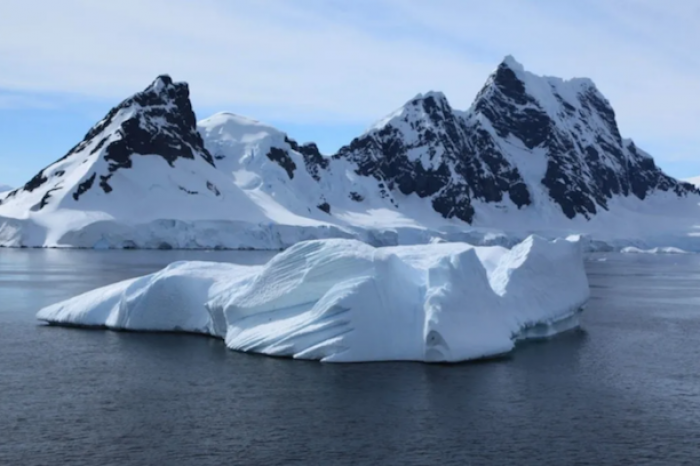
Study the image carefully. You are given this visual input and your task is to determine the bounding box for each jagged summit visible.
[368,91,452,133]
[478,58,694,215]
[0,75,246,220]
[497,55,594,84]
[151,74,174,87]
[1,60,697,250]
[337,82,530,223]
[500,54,525,73]
[412,90,449,102]
[338,57,696,222]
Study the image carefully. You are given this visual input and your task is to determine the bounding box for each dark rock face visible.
[331,59,696,223]
[8,61,696,227]
[73,173,97,201]
[179,186,198,195]
[473,66,552,150]
[466,60,697,220]
[95,76,215,194]
[349,191,364,202]
[266,147,297,179]
[32,187,62,211]
[625,142,696,198]
[23,171,48,193]
[206,181,221,196]
[0,189,17,206]
[285,137,329,182]
[19,75,216,201]
[335,93,530,223]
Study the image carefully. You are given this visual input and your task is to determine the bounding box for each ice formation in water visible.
[38,235,589,363]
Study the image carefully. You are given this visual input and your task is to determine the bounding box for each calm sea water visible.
[1,249,700,465]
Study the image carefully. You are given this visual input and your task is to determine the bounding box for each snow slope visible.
[196,112,400,225]
[2,57,699,251]
[0,78,356,249]
[37,235,589,363]
[337,55,698,225]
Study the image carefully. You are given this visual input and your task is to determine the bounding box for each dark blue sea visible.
[1,249,699,465]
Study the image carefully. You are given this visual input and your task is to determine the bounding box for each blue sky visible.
[0,0,698,187]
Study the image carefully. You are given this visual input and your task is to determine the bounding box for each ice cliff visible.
[37,235,589,363]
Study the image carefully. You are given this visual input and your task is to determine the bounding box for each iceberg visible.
[37,235,590,363]
[620,246,690,255]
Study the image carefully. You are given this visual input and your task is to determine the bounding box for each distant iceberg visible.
[620,246,690,255]
[37,236,590,363]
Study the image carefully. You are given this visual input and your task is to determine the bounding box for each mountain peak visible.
[2,57,697,249]
[412,91,449,103]
[129,74,192,116]
[5,74,216,212]
[200,112,268,131]
[145,74,175,91]
[489,57,597,96]
[368,90,453,133]
[473,56,610,135]
[137,74,183,99]
[500,54,525,73]
[197,112,286,165]
[154,74,173,86]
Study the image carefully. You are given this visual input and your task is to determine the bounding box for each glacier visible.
[2,57,700,253]
[37,235,589,363]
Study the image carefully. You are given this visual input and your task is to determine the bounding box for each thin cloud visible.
[0,0,697,162]
[0,92,56,109]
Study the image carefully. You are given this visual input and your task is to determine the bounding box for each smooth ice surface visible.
[37,235,589,363]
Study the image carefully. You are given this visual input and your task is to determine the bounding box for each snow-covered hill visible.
[2,57,699,250]
[0,185,12,193]
[196,112,395,222]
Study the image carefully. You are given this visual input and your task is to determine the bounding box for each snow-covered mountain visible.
[0,75,253,217]
[1,57,699,250]
[0,77,298,247]
[0,184,12,193]
[335,56,697,224]
[196,112,394,220]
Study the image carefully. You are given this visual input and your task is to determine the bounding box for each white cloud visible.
[0,0,697,160]
[0,0,492,121]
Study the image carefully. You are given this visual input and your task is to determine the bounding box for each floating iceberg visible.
[620,246,690,255]
[37,236,590,363]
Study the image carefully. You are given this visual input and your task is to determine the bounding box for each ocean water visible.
[1,249,699,465]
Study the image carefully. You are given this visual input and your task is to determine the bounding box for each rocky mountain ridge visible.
[1,56,696,250]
